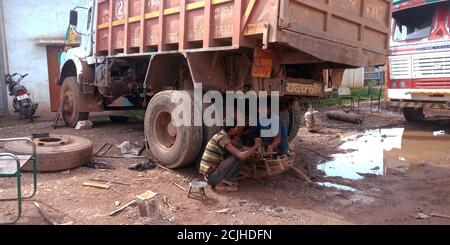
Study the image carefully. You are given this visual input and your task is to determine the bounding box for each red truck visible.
[388,0,450,121]
[60,0,391,168]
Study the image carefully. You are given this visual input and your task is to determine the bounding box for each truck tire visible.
[5,135,93,172]
[61,77,89,128]
[144,91,203,169]
[281,101,302,142]
[403,107,425,122]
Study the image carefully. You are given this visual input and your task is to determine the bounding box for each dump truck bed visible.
[96,0,391,67]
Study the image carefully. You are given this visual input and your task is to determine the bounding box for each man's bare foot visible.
[223,180,239,187]
[215,183,238,192]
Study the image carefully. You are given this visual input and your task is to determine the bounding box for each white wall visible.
[3,0,87,114]
[341,68,365,89]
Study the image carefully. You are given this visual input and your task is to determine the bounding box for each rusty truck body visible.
[59,0,392,168]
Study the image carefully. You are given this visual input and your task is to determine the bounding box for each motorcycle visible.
[5,73,38,122]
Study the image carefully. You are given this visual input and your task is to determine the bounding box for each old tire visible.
[109,116,130,124]
[144,91,203,169]
[61,77,89,128]
[403,107,425,122]
[5,134,93,172]
[280,101,302,142]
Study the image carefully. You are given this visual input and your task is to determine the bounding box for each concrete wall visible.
[2,0,86,115]
[341,68,365,89]
[0,0,8,116]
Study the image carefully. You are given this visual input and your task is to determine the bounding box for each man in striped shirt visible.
[200,118,262,192]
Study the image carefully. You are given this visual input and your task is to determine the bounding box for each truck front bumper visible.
[388,89,450,102]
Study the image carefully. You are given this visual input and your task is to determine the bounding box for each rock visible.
[415,212,431,220]
[238,200,247,205]
[115,201,121,206]
[75,120,93,130]
[116,141,145,156]
[335,198,353,207]
[215,208,230,214]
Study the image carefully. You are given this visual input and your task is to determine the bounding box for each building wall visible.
[2,0,86,115]
[0,0,8,116]
[341,68,365,89]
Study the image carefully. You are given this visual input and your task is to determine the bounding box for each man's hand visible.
[266,145,273,154]
[254,138,262,148]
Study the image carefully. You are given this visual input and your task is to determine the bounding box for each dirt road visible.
[1,107,449,225]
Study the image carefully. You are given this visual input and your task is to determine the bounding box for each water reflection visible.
[316,182,359,192]
[317,125,450,180]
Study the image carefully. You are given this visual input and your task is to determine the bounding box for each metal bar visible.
[108,0,113,55]
[240,0,255,32]
[179,0,187,50]
[139,0,146,52]
[203,0,213,48]
[158,0,165,51]
[0,138,37,200]
[233,0,243,46]
[0,153,21,224]
[0,137,36,156]
[123,0,130,54]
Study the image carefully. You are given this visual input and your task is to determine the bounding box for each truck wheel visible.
[144,91,203,169]
[5,134,93,172]
[61,77,89,128]
[281,101,302,142]
[403,107,425,122]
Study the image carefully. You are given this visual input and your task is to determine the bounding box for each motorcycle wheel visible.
[26,106,34,122]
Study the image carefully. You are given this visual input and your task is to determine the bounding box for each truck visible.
[388,0,450,122]
[60,0,391,168]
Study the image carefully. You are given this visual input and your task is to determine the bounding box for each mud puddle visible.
[317,125,450,180]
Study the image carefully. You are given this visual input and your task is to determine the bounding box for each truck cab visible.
[388,0,450,121]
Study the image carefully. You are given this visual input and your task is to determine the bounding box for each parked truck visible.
[60,0,391,168]
[388,0,450,122]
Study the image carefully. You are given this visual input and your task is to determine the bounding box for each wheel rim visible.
[154,111,177,150]
[62,89,75,119]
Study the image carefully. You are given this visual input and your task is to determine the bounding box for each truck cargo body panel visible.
[95,0,391,67]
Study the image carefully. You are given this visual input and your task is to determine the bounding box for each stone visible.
[75,120,93,130]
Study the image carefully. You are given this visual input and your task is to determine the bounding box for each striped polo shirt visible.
[199,130,231,174]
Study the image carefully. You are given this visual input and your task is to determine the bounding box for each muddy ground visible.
[1,104,450,225]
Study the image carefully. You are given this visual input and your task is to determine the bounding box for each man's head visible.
[223,117,243,137]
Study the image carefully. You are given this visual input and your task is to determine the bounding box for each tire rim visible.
[154,110,177,150]
[62,89,75,119]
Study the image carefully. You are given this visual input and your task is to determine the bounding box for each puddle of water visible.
[317,126,450,180]
[316,182,359,192]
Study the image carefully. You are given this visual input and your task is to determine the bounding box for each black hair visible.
[222,118,238,132]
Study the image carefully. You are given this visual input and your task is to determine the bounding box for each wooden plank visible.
[82,182,111,189]
[89,178,130,186]
[290,166,312,183]
[109,200,137,216]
